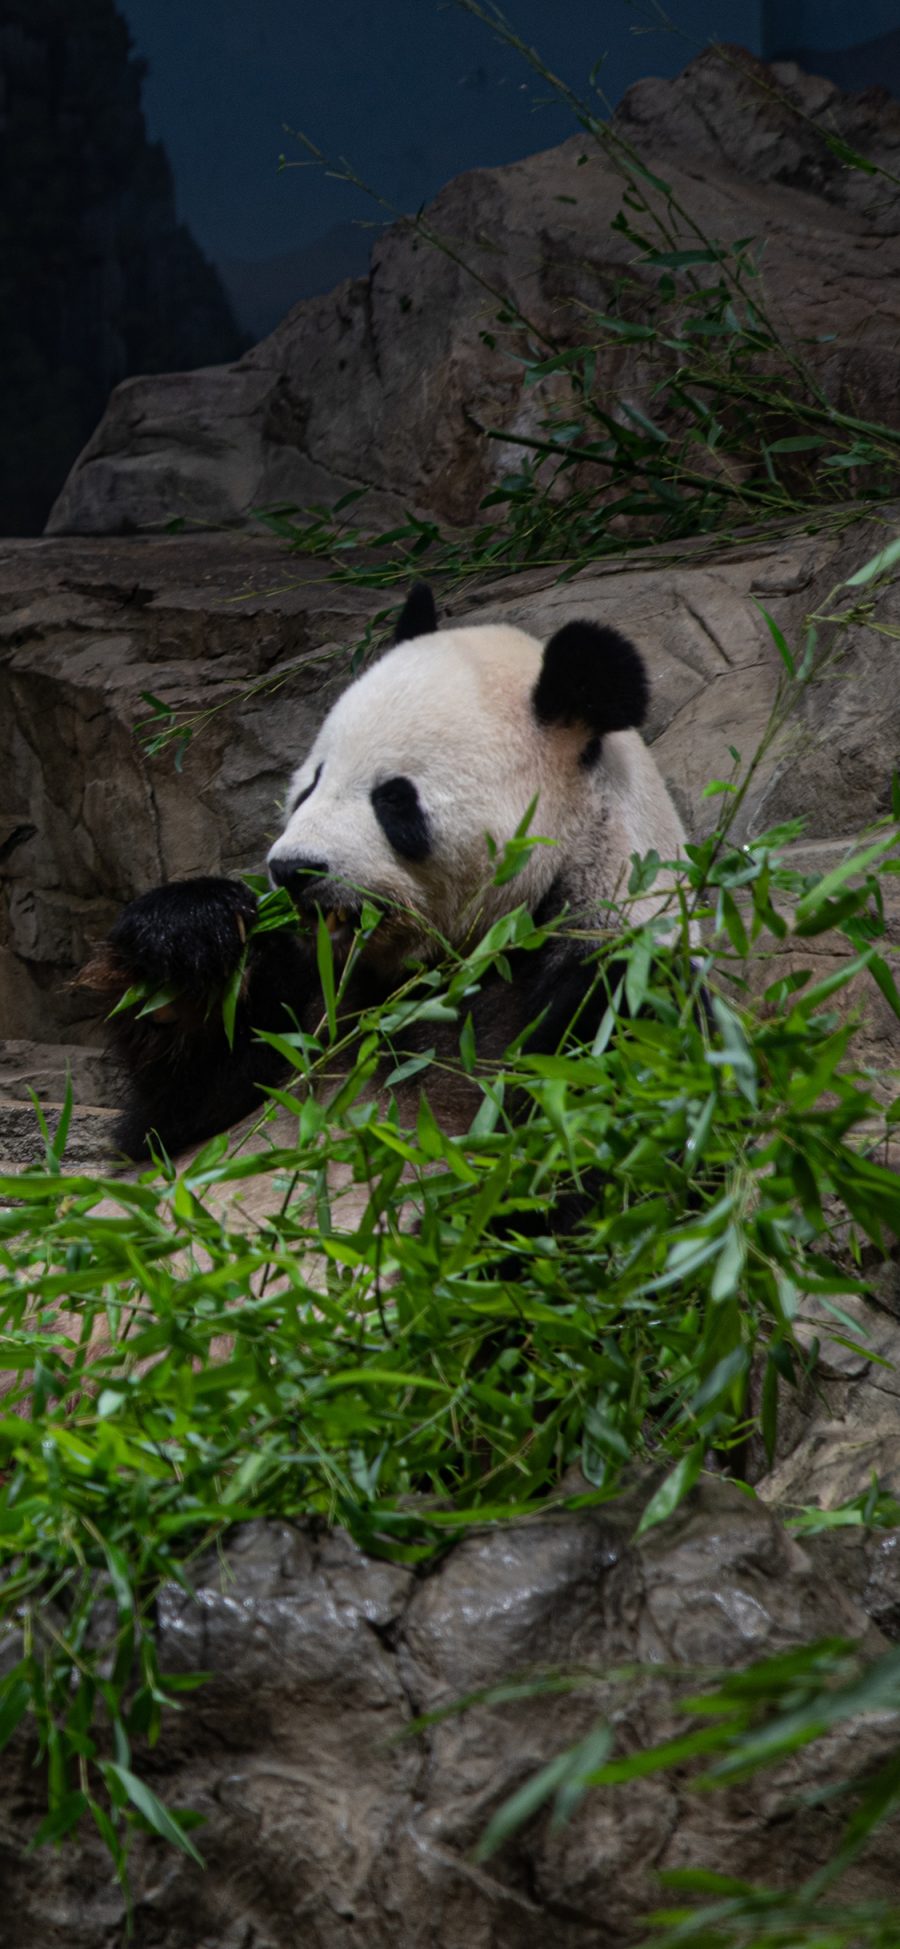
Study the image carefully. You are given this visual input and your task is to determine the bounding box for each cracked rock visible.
[45,49,900,540]
[3,1485,899,1947]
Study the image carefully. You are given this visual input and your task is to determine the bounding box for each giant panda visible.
[91,584,689,1164]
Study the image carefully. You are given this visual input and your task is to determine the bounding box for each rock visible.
[3,512,900,1044]
[2,1483,898,1947]
[0,1039,123,1171]
[0,533,379,1038]
[0,1098,119,1172]
[619,48,900,222]
[0,1039,120,1109]
[757,1290,900,1515]
[46,49,900,538]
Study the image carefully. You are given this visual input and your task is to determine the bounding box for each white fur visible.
[267,622,687,954]
[4,616,690,1401]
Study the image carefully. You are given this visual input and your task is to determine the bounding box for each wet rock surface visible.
[3,1483,899,1948]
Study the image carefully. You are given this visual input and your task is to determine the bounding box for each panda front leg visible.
[85,877,316,1161]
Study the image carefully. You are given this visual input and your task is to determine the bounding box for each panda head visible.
[266,583,650,971]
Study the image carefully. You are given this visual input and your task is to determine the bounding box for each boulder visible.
[46,49,900,538]
[2,1483,899,1948]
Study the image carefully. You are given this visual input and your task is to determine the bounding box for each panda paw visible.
[106,876,259,1000]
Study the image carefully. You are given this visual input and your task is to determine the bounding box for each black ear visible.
[533,621,649,738]
[394,582,439,644]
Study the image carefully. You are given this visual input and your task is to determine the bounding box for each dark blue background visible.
[117,1,764,265]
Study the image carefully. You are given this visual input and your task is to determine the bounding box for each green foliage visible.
[437,1636,900,1945]
[2,812,900,1875]
[787,1476,900,1537]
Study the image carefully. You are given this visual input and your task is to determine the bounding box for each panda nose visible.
[268,855,330,903]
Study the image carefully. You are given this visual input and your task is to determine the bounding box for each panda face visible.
[266,598,656,972]
[267,625,571,967]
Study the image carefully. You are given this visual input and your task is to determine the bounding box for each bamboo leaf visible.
[102,1764,205,1865]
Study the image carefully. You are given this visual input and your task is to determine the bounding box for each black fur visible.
[370,775,431,862]
[533,622,649,740]
[286,761,323,818]
[97,596,655,1163]
[103,878,322,1159]
[100,871,598,1161]
[101,869,667,1165]
[268,855,330,903]
[109,878,258,991]
[394,582,438,644]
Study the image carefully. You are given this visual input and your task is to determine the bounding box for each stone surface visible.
[0,1038,120,1108]
[3,512,900,1043]
[0,1097,119,1172]
[46,49,900,539]
[0,533,379,1037]
[3,1482,899,1948]
[0,1040,122,1169]
[619,49,900,223]
[758,1289,900,1515]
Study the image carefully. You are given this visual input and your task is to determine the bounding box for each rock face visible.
[46,47,900,538]
[0,533,380,1041]
[3,512,899,1050]
[3,1484,900,1948]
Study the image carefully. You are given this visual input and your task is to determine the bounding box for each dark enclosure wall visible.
[0,0,243,537]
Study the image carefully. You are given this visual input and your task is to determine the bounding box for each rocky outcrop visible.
[46,48,900,538]
[3,1483,900,1948]
[0,533,380,1040]
[617,44,900,220]
[3,513,899,1046]
[0,1039,121,1167]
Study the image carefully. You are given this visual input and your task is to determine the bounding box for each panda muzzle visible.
[268,856,365,947]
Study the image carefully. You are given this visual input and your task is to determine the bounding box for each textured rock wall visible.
[46,49,900,538]
[3,514,899,1047]
[4,1484,900,1948]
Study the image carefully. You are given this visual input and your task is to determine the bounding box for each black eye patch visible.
[288,761,323,818]
[370,775,431,863]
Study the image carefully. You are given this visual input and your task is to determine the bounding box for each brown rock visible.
[2,1484,898,1948]
[5,511,900,1043]
[0,534,378,1037]
[46,50,900,539]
